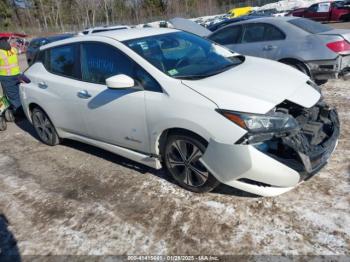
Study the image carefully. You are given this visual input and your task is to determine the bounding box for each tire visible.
[32,107,60,146]
[284,61,310,76]
[164,134,220,193]
[4,109,15,122]
[0,116,7,131]
[315,79,328,85]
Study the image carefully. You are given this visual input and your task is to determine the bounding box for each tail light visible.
[326,40,350,53]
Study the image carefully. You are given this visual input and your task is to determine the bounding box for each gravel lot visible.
[0,26,349,258]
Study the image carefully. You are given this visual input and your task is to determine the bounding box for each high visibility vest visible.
[0,47,21,76]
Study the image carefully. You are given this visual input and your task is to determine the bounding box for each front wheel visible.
[164,134,220,193]
[32,107,60,146]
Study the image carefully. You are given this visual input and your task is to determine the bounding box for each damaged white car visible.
[20,28,340,196]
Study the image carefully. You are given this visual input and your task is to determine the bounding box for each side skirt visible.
[58,129,162,170]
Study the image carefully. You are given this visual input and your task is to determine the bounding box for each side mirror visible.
[106,74,135,89]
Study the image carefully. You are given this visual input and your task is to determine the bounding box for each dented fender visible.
[200,139,300,188]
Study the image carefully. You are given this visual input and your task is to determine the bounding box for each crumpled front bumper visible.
[200,104,340,197]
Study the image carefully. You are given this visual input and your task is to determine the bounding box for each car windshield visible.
[123,32,243,80]
[288,18,333,34]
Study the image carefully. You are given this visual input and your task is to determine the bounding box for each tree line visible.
[0,0,275,34]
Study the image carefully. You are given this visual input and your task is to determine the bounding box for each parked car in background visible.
[207,17,350,83]
[228,6,253,18]
[20,28,339,196]
[289,1,350,22]
[78,25,130,35]
[26,33,74,65]
[207,15,265,32]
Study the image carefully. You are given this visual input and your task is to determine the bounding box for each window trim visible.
[44,43,82,81]
[79,41,163,93]
[242,22,286,43]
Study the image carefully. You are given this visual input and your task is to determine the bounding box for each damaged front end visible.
[240,100,340,180]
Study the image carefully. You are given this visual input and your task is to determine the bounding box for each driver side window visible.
[81,42,162,92]
[81,42,133,84]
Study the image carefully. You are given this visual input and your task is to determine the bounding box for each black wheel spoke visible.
[173,140,187,161]
[189,165,209,184]
[169,159,185,168]
[184,167,194,186]
[188,147,201,163]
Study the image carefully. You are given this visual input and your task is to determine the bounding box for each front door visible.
[77,42,149,152]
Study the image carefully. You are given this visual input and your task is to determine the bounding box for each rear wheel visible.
[283,60,310,76]
[4,109,15,122]
[164,134,220,193]
[32,107,60,146]
[0,116,6,131]
[283,60,328,86]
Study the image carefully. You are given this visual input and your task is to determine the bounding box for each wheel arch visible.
[28,103,55,126]
[279,57,312,77]
[156,127,209,159]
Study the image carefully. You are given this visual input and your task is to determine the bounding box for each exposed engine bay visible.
[253,100,340,180]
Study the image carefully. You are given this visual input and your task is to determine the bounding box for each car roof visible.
[86,25,129,30]
[41,28,180,50]
[93,28,179,41]
[222,16,297,25]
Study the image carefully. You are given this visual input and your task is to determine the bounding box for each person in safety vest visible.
[0,36,21,121]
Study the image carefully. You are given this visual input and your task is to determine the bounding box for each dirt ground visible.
[0,26,349,258]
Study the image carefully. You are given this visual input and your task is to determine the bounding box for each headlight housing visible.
[218,110,299,138]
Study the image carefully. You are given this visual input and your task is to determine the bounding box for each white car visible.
[78,25,130,35]
[20,28,339,196]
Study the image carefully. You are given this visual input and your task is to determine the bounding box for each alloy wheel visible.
[166,139,209,187]
[32,110,55,144]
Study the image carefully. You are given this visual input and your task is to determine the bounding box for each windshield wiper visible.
[173,74,211,80]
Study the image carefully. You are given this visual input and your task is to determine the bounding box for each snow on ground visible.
[0,47,349,256]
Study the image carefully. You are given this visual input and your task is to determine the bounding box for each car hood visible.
[169,17,211,37]
[182,56,321,114]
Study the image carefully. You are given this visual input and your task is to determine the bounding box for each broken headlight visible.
[218,110,299,143]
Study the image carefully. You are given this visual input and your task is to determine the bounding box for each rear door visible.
[27,44,87,135]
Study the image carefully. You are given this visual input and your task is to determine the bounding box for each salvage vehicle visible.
[289,1,350,22]
[26,33,75,65]
[20,28,339,196]
[206,17,350,84]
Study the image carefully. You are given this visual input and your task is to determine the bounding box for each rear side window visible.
[48,44,81,79]
[288,18,332,34]
[209,25,243,45]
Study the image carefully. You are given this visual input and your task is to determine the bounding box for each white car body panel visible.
[20,29,334,197]
[183,56,321,114]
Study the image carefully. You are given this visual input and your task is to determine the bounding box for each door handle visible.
[38,82,48,89]
[77,90,92,99]
[263,45,277,51]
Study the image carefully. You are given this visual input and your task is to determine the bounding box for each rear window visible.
[288,18,332,34]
